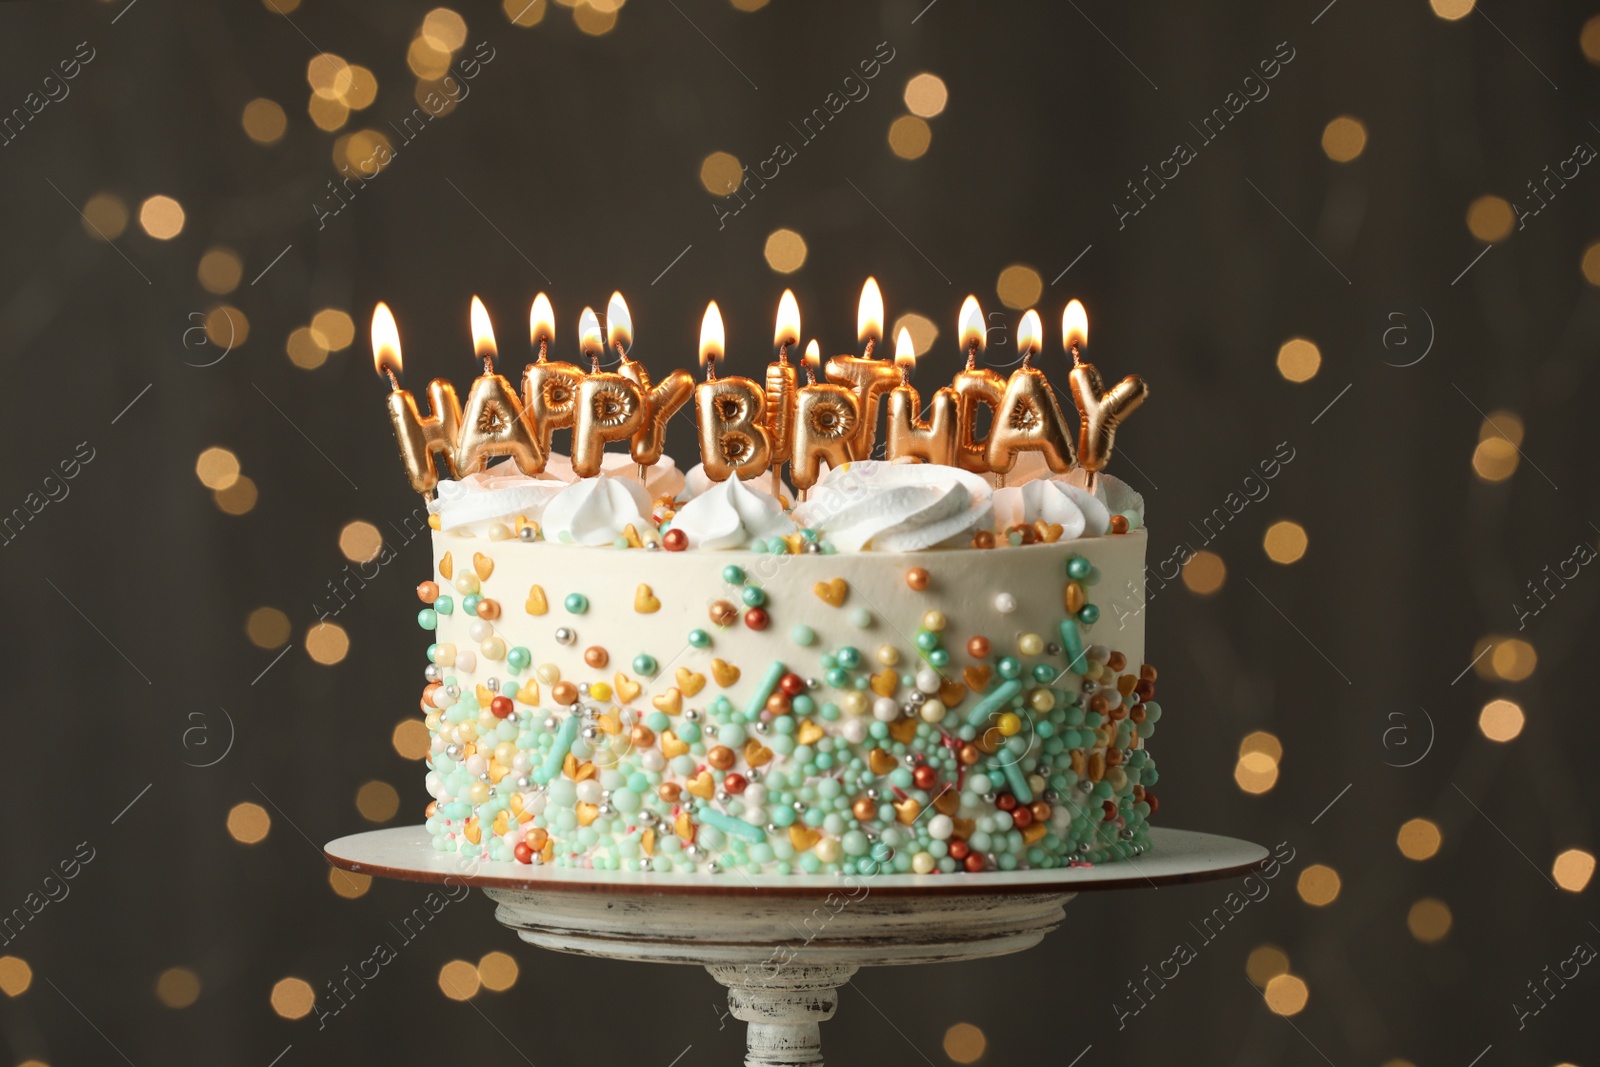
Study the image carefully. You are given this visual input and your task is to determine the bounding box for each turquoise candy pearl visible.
[433,595,454,615]
[723,565,746,585]
[688,629,712,648]
[564,593,589,614]
[1078,604,1101,625]
[997,656,1023,680]
[790,625,816,647]
[1066,555,1092,580]
[633,654,659,675]
[835,646,862,669]
[507,646,531,671]
[417,609,438,630]
[841,830,870,856]
[1031,663,1056,683]
[741,586,767,608]
[801,527,820,542]
[915,630,939,652]
[850,607,873,628]
[462,594,481,616]
[792,694,815,715]
[928,649,950,668]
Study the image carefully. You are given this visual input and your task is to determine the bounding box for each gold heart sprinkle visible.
[893,797,921,825]
[868,748,896,775]
[743,740,773,768]
[685,771,715,798]
[575,802,600,827]
[796,719,824,745]
[675,668,706,697]
[525,585,548,615]
[869,669,898,697]
[813,578,848,607]
[652,688,683,716]
[640,828,656,856]
[711,659,741,687]
[674,813,694,841]
[934,789,961,815]
[938,680,967,708]
[1064,581,1086,614]
[472,552,494,580]
[963,665,992,692]
[634,584,661,613]
[789,825,821,851]
[438,552,453,580]
[613,674,642,702]
[888,717,918,744]
[596,713,621,736]
[660,730,688,758]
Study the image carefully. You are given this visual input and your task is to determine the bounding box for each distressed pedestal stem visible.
[706,962,856,1067]
[326,826,1268,1067]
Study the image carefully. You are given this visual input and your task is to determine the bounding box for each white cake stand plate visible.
[327,826,1265,1067]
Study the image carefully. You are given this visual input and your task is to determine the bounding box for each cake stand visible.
[326,826,1264,1066]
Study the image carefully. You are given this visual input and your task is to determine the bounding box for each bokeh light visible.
[888,114,932,159]
[226,802,271,844]
[421,8,468,52]
[262,0,300,13]
[195,447,241,490]
[198,247,243,294]
[0,956,33,997]
[1581,14,1600,60]
[1407,898,1452,942]
[1552,849,1595,892]
[310,309,356,350]
[270,977,315,1019]
[1263,973,1309,1015]
[1296,864,1341,906]
[1585,242,1600,285]
[729,0,769,9]
[1182,550,1226,595]
[287,326,331,369]
[942,1022,987,1064]
[356,780,401,822]
[214,475,259,516]
[1478,698,1525,741]
[242,98,287,145]
[504,0,547,26]
[155,967,201,1008]
[995,264,1042,310]
[329,868,373,899]
[408,37,452,80]
[1263,520,1308,563]
[205,305,249,348]
[1466,195,1514,242]
[477,951,519,991]
[1471,436,1518,481]
[699,151,742,195]
[573,4,618,34]
[393,718,432,760]
[1489,637,1537,681]
[306,622,351,665]
[1239,731,1282,761]
[308,93,350,132]
[139,195,185,239]
[307,52,353,99]
[904,73,948,117]
[339,520,384,563]
[892,312,938,357]
[81,192,128,240]
[1234,751,1279,794]
[1396,818,1442,860]
[1275,337,1320,381]
[438,960,481,1000]
[763,229,807,273]
[246,607,292,649]
[1430,0,1474,17]
[1320,116,1367,162]
[1245,944,1289,985]
[1479,410,1524,446]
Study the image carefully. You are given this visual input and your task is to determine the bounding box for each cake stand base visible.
[327,826,1265,1067]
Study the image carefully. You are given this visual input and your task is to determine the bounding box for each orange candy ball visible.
[905,567,930,591]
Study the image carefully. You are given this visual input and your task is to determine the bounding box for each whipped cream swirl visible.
[992,478,1111,538]
[678,463,794,509]
[540,473,652,545]
[667,475,799,550]
[793,461,993,552]
[430,468,567,531]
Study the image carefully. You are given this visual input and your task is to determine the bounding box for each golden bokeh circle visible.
[205,305,249,348]
[1470,437,1518,481]
[82,192,128,240]
[1182,550,1226,595]
[477,951,520,991]
[1407,897,1452,942]
[215,475,259,516]
[308,93,350,132]
[306,621,351,665]
[329,868,373,899]
[1245,944,1289,985]
[339,520,384,563]
[1275,337,1321,382]
[0,956,33,997]
[1466,195,1514,243]
[307,52,353,100]
[262,0,301,12]
[1263,520,1308,564]
[1478,698,1525,742]
[1582,241,1600,285]
[1583,14,1600,62]
[504,0,547,25]
[573,3,618,34]
[1234,752,1278,794]
[763,229,808,274]
[888,115,932,160]
[195,447,241,490]
[1430,0,1475,18]
[139,195,186,240]
[155,967,202,1009]
[729,0,769,9]
[393,718,432,760]
[408,37,452,80]
[356,780,401,823]
[438,959,481,1000]
[700,151,742,195]
[1478,410,1523,446]
[1321,116,1367,162]
[421,8,468,52]
[1239,731,1282,762]
[247,607,292,649]
[892,312,938,357]
[1296,864,1341,906]
[995,264,1042,310]
[942,1023,987,1064]
[287,326,331,369]
[226,802,271,844]
[1264,973,1309,1015]
[270,977,315,1019]
[904,73,948,118]
[198,247,243,294]
[1489,637,1536,681]
[1396,818,1442,860]
[310,309,357,351]
[1552,848,1595,892]
[242,98,287,145]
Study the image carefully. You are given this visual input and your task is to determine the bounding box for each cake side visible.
[414,529,1161,876]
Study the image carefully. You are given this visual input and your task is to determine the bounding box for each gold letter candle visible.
[885,327,957,466]
[765,288,800,467]
[1064,299,1148,484]
[986,309,1075,476]
[951,295,1006,474]
[372,302,462,495]
[520,292,584,463]
[822,278,901,458]
[790,378,860,492]
[694,301,772,481]
[570,303,647,477]
[455,296,546,477]
[610,291,694,469]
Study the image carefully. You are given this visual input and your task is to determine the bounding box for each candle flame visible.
[774,288,801,350]
[606,291,632,353]
[529,292,555,351]
[1062,299,1089,354]
[371,301,402,379]
[894,326,915,376]
[1018,309,1042,358]
[857,276,883,345]
[958,295,985,353]
[470,295,497,364]
[699,300,725,368]
[803,339,820,370]
[579,306,604,360]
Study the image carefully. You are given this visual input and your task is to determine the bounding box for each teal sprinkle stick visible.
[534,715,579,785]
[995,755,1034,804]
[745,660,788,718]
[964,679,1024,728]
[695,807,765,843]
[1058,618,1088,673]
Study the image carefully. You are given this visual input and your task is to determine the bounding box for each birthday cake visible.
[384,286,1162,876]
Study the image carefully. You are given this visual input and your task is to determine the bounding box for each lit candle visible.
[766,289,800,491]
[520,292,584,463]
[790,329,862,493]
[371,301,462,496]
[886,326,957,465]
[1064,299,1148,489]
[611,291,694,473]
[986,307,1075,477]
[951,295,1006,475]
[455,296,545,476]
[825,277,901,459]
[694,301,772,482]
[571,302,647,478]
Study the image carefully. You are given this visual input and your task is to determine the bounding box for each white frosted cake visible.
[411,456,1162,876]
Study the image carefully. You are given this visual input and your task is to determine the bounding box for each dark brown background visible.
[1,1,1596,1065]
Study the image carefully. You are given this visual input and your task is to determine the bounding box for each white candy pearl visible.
[968,773,992,795]
[575,779,603,805]
[927,814,954,841]
[455,650,477,674]
[841,718,868,744]
[918,699,946,724]
[526,792,547,815]
[640,750,666,772]
[465,755,487,777]
[873,697,900,722]
[915,668,942,694]
[425,771,443,798]
[994,592,1017,614]
[744,783,766,807]
[912,851,936,874]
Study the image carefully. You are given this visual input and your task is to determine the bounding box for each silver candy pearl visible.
[766,823,780,834]
[754,721,769,734]
[1044,789,1060,802]
[747,768,762,782]
[581,726,601,742]
[554,627,576,645]
[423,664,443,683]
[715,790,730,803]
[907,691,927,706]
[597,803,612,816]
[486,677,501,693]
[902,754,918,767]
[1078,779,1095,794]
[478,772,491,782]
[805,678,820,691]
[706,860,722,873]
[1081,680,1099,694]
[704,724,718,738]
[643,540,661,552]
[445,744,460,758]
[542,716,558,731]
[803,542,822,554]
[865,787,880,801]
[601,789,612,800]
[685,844,700,858]
[1078,841,1092,853]
[982,791,998,804]
[577,682,591,697]
[684,708,700,722]
[444,684,461,700]
[792,800,806,812]
[515,776,531,789]
[1120,827,1135,840]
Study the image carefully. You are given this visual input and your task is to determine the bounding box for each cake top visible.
[428,453,1146,553]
